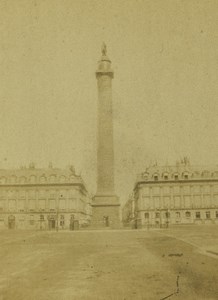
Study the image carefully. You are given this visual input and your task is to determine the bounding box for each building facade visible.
[126,159,218,228]
[0,164,91,230]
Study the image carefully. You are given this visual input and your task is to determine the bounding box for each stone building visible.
[122,194,135,227]
[126,159,218,228]
[0,164,91,230]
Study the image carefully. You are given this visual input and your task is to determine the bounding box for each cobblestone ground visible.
[0,226,218,300]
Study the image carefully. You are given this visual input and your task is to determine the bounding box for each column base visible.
[91,195,120,229]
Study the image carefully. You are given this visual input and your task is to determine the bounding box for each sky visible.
[0,0,218,205]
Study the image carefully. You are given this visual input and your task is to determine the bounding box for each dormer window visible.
[154,175,158,181]
[164,175,168,180]
[174,175,179,180]
[184,174,188,180]
[142,172,149,180]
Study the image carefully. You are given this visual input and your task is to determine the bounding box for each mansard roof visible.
[0,165,87,190]
[136,160,218,185]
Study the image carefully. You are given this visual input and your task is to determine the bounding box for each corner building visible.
[0,165,91,230]
[132,160,218,228]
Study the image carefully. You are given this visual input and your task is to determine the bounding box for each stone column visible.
[92,44,120,228]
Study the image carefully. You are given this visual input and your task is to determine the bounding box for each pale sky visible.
[0,0,218,205]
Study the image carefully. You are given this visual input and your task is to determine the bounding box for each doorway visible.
[48,216,56,230]
[8,215,15,229]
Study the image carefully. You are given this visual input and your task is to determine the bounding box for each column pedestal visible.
[91,195,120,229]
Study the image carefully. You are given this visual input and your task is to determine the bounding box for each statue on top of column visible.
[101,42,107,56]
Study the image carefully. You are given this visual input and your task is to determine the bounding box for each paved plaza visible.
[0,225,218,300]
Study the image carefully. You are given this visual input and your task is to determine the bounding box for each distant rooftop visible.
[136,158,218,183]
[0,164,86,189]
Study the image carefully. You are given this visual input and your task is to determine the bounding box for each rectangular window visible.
[173,186,180,194]
[163,196,170,207]
[185,211,191,218]
[143,187,150,196]
[153,197,160,208]
[29,215,34,225]
[29,200,35,211]
[152,187,160,195]
[40,214,44,221]
[175,212,181,218]
[193,195,201,208]
[49,200,56,211]
[183,186,190,194]
[174,196,181,208]
[216,211,218,219]
[38,200,46,210]
[203,185,210,194]
[195,211,201,219]
[203,195,211,207]
[18,200,25,212]
[59,190,67,199]
[18,190,26,199]
[69,199,76,210]
[8,200,16,211]
[59,199,66,210]
[38,190,46,199]
[28,190,36,199]
[163,187,170,195]
[193,185,201,194]
[206,211,211,219]
[69,189,76,198]
[184,196,191,208]
[144,213,149,219]
[49,190,56,199]
[149,198,154,209]
[8,190,17,199]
